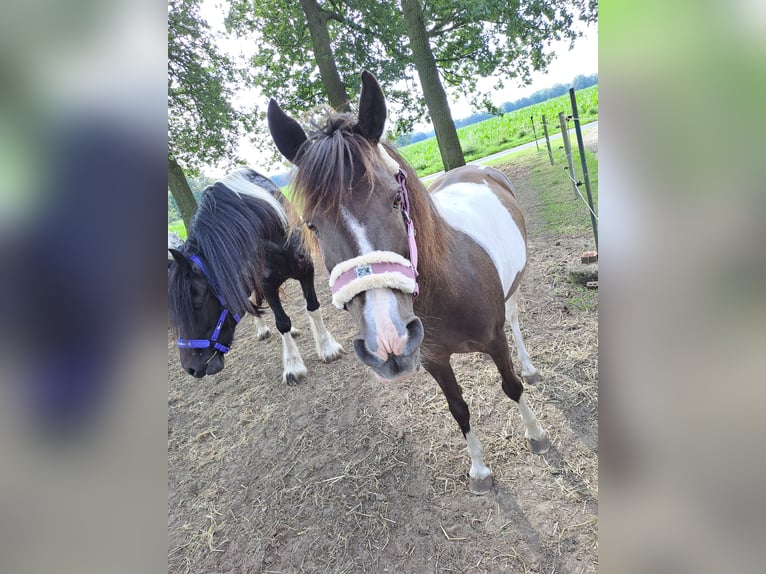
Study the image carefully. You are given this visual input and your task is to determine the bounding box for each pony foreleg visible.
[248,292,272,340]
[306,308,345,362]
[280,331,308,385]
[264,286,307,385]
[297,271,344,362]
[505,293,541,385]
[425,358,493,495]
[253,314,272,341]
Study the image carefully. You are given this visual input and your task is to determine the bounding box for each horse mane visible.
[168,169,287,334]
[290,113,456,304]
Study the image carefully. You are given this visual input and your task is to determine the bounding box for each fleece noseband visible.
[328,146,419,309]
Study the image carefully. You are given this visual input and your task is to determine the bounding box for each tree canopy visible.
[225,0,595,146]
[168,0,253,172]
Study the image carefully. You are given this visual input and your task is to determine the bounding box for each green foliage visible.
[169,220,188,241]
[397,85,598,176]
[226,1,595,138]
[168,191,182,225]
[168,0,253,172]
[226,0,426,133]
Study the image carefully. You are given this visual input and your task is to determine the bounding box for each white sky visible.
[198,1,598,176]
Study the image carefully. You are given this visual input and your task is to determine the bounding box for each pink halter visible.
[328,167,419,309]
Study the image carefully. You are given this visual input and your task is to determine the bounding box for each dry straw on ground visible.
[168,149,598,573]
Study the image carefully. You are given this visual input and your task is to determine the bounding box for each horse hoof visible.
[524,372,542,386]
[256,329,272,341]
[283,371,306,386]
[321,345,345,363]
[469,475,493,495]
[528,435,551,455]
[290,328,302,338]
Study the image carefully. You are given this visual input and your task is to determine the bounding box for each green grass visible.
[499,144,599,237]
[168,220,187,240]
[398,85,598,176]
[566,285,599,311]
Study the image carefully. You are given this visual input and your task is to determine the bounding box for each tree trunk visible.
[400,0,465,171]
[299,0,350,112]
[168,157,197,233]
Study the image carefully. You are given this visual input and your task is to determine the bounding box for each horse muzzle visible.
[352,314,424,381]
[183,351,224,378]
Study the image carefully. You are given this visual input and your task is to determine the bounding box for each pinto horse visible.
[168,168,344,383]
[267,72,549,494]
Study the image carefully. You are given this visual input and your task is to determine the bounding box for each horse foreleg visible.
[249,291,271,340]
[487,332,550,454]
[297,271,344,363]
[424,357,493,495]
[505,292,541,385]
[263,284,307,385]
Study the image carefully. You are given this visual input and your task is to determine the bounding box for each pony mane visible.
[290,113,455,303]
[168,169,288,333]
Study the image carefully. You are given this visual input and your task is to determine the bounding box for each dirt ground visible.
[168,138,598,573]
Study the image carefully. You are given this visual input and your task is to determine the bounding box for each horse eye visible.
[393,192,402,209]
[306,221,319,236]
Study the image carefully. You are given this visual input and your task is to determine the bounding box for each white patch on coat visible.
[341,206,374,253]
[280,331,307,382]
[465,430,492,480]
[222,171,287,227]
[307,308,344,360]
[339,207,406,356]
[518,393,547,441]
[254,314,271,339]
[364,288,406,360]
[432,183,525,296]
[505,292,538,378]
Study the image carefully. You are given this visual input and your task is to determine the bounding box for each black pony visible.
[168,168,343,383]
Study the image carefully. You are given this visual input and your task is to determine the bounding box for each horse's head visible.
[268,71,424,382]
[168,249,238,378]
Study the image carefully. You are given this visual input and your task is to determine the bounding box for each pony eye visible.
[306,221,319,236]
[393,192,402,209]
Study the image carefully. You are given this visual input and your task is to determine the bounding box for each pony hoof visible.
[524,372,542,386]
[290,328,302,338]
[283,371,306,386]
[469,475,493,495]
[256,329,272,341]
[528,435,551,455]
[321,345,345,363]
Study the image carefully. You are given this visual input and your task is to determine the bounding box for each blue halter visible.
[176,254,241,354]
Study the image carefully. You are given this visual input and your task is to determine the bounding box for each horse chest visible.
[432,183,526,296]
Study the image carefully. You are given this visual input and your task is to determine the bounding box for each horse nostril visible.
[404,317,424,354]
[185,367,196,377]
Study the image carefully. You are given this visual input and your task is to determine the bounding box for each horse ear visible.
[357,71,386,142]
[169,249,189,268]
[267,99,308,163]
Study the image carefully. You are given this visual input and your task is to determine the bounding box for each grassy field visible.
[398,85,598,176]
[510,145,598,237]
[495,142,599,311]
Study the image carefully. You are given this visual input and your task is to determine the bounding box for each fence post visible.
[558,111,579,198]
[530,116,540,152]
[541,115,554,165]
[569,88,598,249]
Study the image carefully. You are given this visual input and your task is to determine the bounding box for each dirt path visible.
[168,152,598,573]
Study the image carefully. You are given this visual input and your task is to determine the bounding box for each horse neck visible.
[404,174,458,300]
